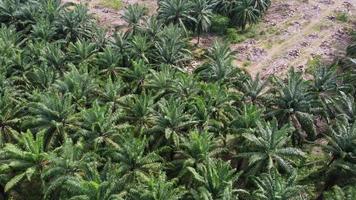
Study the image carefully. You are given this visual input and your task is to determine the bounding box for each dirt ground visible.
[62,0,157,32]
[231,0,356,78]
[63,0,356,77]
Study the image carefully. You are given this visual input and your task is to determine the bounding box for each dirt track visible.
[232,0,356,77]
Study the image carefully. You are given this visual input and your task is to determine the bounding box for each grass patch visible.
[306,55,322,73]
[226,26,259,44]
[336,12,348,22]
[242,61,251,68]
[98,0,122,10]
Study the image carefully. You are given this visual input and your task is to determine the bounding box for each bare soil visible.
[231,0,356,78]
[62,0,157,32]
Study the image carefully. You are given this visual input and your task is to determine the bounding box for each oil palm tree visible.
[175,131,223,178]
[269,69,318,143]
[194,41,238,84]
[57,4,95,42]
[23,92,77,149]
[67,39,97,65]
[238,120,305,175]
[251,170,305,200]
[78,101,120,152]
[188,159,245,200]
[190,0,216,44]
[317,120,356,193]
[128,34,152,63]
[157,0,194,32]
[120,93,155,130]
[0,130,48,199]
[42,139,88,200]
[54,65,97,107]
[145,66,175,97]
[154,25,191,67]
[108,132,163,183]
[151,97,196,147]
[61,163,126,200]
[232,0,260,31]
[0,91,21,147]
[324,185,356,200]
[97,78,127,109]
[240,73,268,104]
[122,4,147,33]
[120,60,149,92]
[96,46,122,78]
[129,173,186,200]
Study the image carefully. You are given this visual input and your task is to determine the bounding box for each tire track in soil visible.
[243,0,355,78]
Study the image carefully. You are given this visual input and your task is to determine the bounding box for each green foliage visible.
[0,0,354,199]
[210,14,230,34]
[99,0,122,10]
[324,185,356,200]
[252,170,306,199]
[336,12,349,22]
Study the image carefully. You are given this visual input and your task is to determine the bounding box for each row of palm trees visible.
[0,0,355,199]
[122,0,271,43]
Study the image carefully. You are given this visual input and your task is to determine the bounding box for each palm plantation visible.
[0,0,355,199]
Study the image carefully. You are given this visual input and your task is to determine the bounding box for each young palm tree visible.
[175,131,223,178]
[238,120,305,175]
[157,0,194,32]
[108,132,163,183]
[145,65,175,97]
[137,16,163,41]
[151,97,196,147]
[0,131,48,199]
[317,120,356,194]
[310,65,337,97]
[129,173,186,200]
[0,91,21,147]
[61,163,126,200]
[54,65,97,106]
[120,93,155,130]
[154,25,191,68]
[57,4,95,42]
[229,104,264,134]
[42,139,87,200]
[67,39,97,65]
[269,69,318,143]
[41,43,66,75]
[23,92,77,149]
[78,101,120,152]
[122,4,147,33]
[188,159,245,200]
[96,46,122,78]
[190,0,216,44]
[240,73,268,104]
[128,34,152,63]
[251,170,305,200]
[120,60,149,92]
[97,78,127,109]
[194,41,238,84]
[233,0,260,31]
[329,92,356,123]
